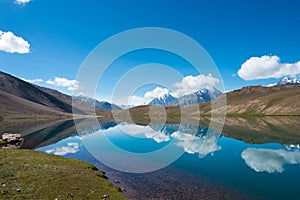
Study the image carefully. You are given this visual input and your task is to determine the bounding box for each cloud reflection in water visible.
[241,148,300,173]
[46,142,80,156]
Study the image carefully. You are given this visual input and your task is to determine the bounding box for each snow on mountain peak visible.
[148,87,222,107]
[278,77,300,85]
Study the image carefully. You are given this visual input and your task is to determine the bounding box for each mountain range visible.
[148,76,300,108]
[114,76,300,125]
[1,71,300,121]
[148,88,222,107]
[277,76,300,85]
[74,95,121,110]
[0,71,120,119]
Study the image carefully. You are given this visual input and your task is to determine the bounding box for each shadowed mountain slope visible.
[0,71,120,118]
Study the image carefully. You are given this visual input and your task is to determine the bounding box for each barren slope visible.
[199,85,300,115]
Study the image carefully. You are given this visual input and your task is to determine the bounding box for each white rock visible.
[2,133,23,143]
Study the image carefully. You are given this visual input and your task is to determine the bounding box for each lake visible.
[3,117,300,199]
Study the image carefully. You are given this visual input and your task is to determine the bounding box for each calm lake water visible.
[32,118,300,200]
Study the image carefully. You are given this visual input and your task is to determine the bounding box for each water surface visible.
[34,118,300,200]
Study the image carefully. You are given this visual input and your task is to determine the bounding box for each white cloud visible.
[144,87,170,99]
[116,123,153,139]
[89,123,170,142]
[266,83,277,87]
[117,123,150,135]
[118,123,170,142]
[21,78,43,84]
[126,74,220,106]
[171,130,221,158]
[145,131,170,143]
[46,77,79,91]
[172,74,220,97]
[46,142,79,156]
[238,55,300,80]
[127,87,169,106]
[241,148,300,173]
[127,95,150,106]
[14,0,31,5]
[117,124,171,143]
[0,30,30,54]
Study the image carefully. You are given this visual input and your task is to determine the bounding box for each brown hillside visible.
[199,85,300,115]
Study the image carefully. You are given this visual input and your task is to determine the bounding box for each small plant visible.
[87,163,98,171]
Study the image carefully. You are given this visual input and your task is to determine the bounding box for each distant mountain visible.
[97,101,122,111]
[74,95,122,111]
[0,71,119,119]
[111,84,300,127]
[277,77,300,85]
[178,88,222,107]
[148,94,178,106]
[148,88,222,107]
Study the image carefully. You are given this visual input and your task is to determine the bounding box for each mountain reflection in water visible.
[3,117,300,199]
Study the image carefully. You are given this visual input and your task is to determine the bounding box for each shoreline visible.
[0,148,125,199]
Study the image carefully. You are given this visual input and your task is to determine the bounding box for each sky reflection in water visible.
[37,122,300,199]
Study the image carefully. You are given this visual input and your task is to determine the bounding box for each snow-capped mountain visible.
[148,93,178,106]
[74,95,122,111]
[277,77,300,86]
[178,88,222,107]
[148,88,222,107]
[284,144,300,150]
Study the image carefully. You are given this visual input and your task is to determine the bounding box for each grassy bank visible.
[0,149,126,200]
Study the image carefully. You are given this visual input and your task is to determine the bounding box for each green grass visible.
[0,149,126,200]
[0,139,6,145]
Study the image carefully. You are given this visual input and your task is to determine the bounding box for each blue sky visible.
[0,0,300,105]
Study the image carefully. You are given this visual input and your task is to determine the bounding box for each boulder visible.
[2,133,23,144]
